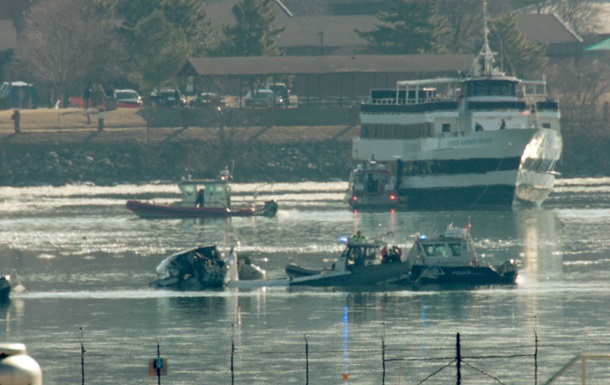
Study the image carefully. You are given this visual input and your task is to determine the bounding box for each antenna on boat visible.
[472,0,496,77]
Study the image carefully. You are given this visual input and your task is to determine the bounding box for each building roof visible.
[178,54,475,77]
[0,19,16,51]
[276,15,375,48]
[517,13,582,44]
[585,38,610,51]
[204,1,583,56]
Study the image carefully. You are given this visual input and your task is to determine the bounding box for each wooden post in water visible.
[80,327,85,385]
[381,327,386,385]
[231,324,235,385]
[534,331,539,385]
[305,334,309,385]
[456,333,461,385]
[155,339,161,385]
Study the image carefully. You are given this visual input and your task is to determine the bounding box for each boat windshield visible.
[448,243,462,256]
[179,183,198,203]
[422,242,465,257]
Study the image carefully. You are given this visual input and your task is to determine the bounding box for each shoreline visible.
[0,108,357,186]
[0,107,604,186]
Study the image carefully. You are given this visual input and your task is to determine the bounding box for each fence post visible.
[11,109,20,133]
[97,108,105,132]
[456,333,461,385]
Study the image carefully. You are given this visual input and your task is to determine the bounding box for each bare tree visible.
[12,0,123,105]
[547,56,610,128]
[438,0,483,53]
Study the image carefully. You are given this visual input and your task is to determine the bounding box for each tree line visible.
[0,0,606,113]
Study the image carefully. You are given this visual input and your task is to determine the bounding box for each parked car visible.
[113,89,143,108]
[189,92,225,109]
[266,82,290,106]
[244,89,283,107]
[150,88,186,107]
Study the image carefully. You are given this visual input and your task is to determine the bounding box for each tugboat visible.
[345,157,401,209]
[398,223,518,286]
[126,167,278,219]
[286,232,410,287]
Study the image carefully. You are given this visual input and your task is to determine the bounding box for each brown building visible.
[178,54,475,103]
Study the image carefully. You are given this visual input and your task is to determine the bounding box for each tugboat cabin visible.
[178,170,233,209]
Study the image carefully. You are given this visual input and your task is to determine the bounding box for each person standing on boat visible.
[475,122,484,131]
[351,230,365,243]
[195,189,205,208]
[500,119,506,130]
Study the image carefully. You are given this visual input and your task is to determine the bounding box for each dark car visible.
[266,82,290,106]
[150,88,186,107]
[189,92,225,109]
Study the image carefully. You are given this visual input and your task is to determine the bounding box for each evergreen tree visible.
[356,0,448,54]
[215,0,285,57]
[487,13,548,78]
[112,0,218,56]
[95,0,218,90]
[128,10,189,91]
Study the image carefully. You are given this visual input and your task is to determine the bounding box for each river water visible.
[1,178,610,385]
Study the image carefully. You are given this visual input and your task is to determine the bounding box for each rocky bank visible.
[0,124,356,186]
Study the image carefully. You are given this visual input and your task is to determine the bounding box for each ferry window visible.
[449,243,462,256]
[442,123,451,133]
[542,123,551,129]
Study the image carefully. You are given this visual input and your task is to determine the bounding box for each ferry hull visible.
[353,128,562,210]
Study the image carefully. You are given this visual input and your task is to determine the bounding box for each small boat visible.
[287,234,411,287]
[398,224,518,286]
[0,275,11,302]
[126,168,278,219]
[345,158,401,209]
[149,245,267,290]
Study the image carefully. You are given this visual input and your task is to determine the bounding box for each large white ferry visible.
[352,8,562,210]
